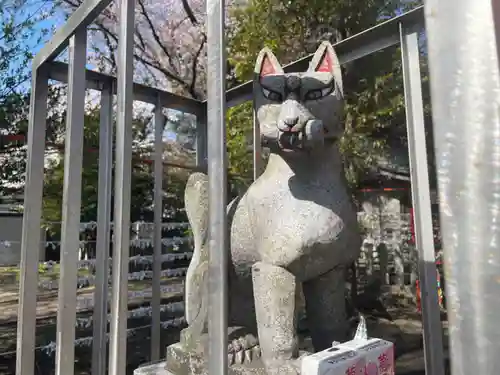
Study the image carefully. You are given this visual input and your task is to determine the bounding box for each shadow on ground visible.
[0,285,449,375]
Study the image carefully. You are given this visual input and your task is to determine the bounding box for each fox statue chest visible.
[230,172,359,281]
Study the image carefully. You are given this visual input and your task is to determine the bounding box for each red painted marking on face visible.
[316,50,333,73]
[260,55,276,76]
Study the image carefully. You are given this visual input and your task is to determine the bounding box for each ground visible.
[0,266,186,375]
[0,268,449,375]
[373,287,450,375]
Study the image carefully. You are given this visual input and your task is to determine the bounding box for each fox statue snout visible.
[277,118,325,150]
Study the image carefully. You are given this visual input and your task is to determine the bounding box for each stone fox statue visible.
[182,41,361,375]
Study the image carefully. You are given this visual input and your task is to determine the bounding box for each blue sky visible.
[2,0,179,144]
[5,0,95,93]
[21,0,179,142]
[10,0,420,143]
[1,0,64,92]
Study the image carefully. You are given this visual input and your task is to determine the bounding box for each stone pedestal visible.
[135,327,314,375]
[134,361,172,375]
[165,342,267,375]
[164,326,265,375]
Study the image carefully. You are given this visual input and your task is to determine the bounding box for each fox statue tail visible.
[182,172,261,363]
[184,172,209,325]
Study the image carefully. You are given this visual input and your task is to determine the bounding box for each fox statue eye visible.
[262,88,283,102]
[304,85,334,101]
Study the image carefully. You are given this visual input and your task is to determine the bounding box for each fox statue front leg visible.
[252,262,303,375]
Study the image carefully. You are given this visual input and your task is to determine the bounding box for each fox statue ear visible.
[308,41,343,95]
[255,47,284,77]
[309,41,338,73]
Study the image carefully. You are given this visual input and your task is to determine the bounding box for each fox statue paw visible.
[227,334,261,365]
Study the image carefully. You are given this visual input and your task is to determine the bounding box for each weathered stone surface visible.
[134,361,173,375]
[166,342,267,375]
[184,174,209,326]
[164,332,313,375]
[166,327,264,375]
[175,41,361,375]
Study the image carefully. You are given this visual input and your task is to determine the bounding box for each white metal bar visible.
[33,0,112,68]
[47,61,202,113]
[399,24,445,375]
[108,0,135,372]
[91,81,114,375]
[423,0,500,374]
[225,6,425,108]
[339,34,400,66]
[151,97,164,361]
[226,36,399,109]
[41,7,425,112]
[206,1,228,375]
[55,28,87,375]
[252,109,262,180]
[16,67,49,375]
[195,110,207,170]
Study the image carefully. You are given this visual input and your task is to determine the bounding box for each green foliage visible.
[0,93,29,197]
[0,0,192,238]
[227,102,254,192]
[0,0,58,200]
[0,0,56,99]
[42,106,102,231]
[226,0,421,188]
[41,103,188,236]
[0,85,68,200]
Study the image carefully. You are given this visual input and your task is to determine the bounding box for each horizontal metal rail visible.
[223,5,425,107]
[43,6,424,112]
[33,0,113,69]
[47,61,203,114]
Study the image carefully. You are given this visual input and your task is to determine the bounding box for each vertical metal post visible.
[492,0,500,69]
[252,109,262,180]
[92,81,114,375]
[400,24,445,375]
[424,1,500,374]
[151,97,164,361]
[206,1,228,375]
[55,28,87,375]
[195,108,208,171]
[109,0,134,372]
[16,67,49,375]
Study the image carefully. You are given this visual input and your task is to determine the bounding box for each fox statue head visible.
[253,41,344,154]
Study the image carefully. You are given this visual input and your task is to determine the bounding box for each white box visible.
[301,345,359,375]
[301,338,394,375]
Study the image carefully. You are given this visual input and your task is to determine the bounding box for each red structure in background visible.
[409,207,416,244]
[0,133,26,149]
[410,207,444,312]
[358,190,443,312]
[2,134,25,142]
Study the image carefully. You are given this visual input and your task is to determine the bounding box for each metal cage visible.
[16,0,500,375]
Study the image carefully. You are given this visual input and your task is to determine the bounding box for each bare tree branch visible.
[61,0,207,100]
[136,0,177,71]
[102,29,117,73]
[96,17,200,96]
[190,34,206,97]
[181,0,199,25]
[61,0,79,8]
[135,28,147,51]
[132,52,195,94]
